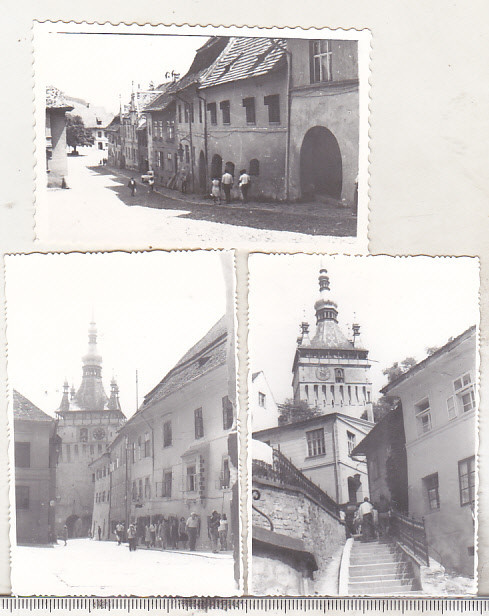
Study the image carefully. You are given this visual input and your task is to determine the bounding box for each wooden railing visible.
[391,510,429,566]
[252,448,339,519]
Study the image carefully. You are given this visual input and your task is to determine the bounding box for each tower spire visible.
[314,268,339,324]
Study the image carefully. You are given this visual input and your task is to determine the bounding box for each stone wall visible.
[252,478,345,580]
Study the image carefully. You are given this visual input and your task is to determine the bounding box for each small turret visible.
[59,380,70,412]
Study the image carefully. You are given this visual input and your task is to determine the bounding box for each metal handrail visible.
[391,510,429,566]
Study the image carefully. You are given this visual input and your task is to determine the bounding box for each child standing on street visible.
[211,177,221,205]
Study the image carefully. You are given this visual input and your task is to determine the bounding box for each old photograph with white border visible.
[6,250,241,596]
[249,253,478,596]
[34,22,370,252]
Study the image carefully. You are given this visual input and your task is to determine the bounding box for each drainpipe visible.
[332,420,341,504]
[197,92,208,192]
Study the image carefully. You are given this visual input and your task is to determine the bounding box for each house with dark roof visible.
[45,86,73,187]
[139,35,360,204]
[12,390,58,543]
[378,325,477,577]
[105,316,238,552]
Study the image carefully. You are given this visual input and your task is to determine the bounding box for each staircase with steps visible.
[348,539,421,595]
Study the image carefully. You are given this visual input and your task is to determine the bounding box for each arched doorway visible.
[66,514,81,538]
[210,154,222,180]
[300,126,342,200]
[198,150,207,191]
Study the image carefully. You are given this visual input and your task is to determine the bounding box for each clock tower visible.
[55,321,125,538]
[292,268,373,422]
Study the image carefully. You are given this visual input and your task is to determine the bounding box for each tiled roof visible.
[301,320,354,351]
[139,316,227,411]
[46,86,74,111]
[64,96,113,128]
[199,37,287,89]
[13,390,53,422]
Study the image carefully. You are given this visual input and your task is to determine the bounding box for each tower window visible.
[330,385,335,406]
[335,368,344,383]
[80,428,88,442]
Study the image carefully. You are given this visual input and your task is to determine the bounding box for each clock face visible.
[93,428,106,440]
[316,367,331,381]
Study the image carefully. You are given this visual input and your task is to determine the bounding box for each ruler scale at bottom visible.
[0,598,488,614]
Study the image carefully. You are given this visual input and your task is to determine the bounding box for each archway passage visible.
[66,514,81,538]
[210,154,222,180]
[198,150,207,191]
[300,126,342,200]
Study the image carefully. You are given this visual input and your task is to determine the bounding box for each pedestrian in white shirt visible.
[221,171,234,204]
[238,169,251,203]
[358,497,375,542]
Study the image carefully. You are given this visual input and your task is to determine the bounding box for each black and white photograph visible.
[249,253,478,596]
[6,250,240,596]
[35,22,370,251]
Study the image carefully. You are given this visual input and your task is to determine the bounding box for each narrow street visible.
[36,149,358,250]
[11,539,237,596]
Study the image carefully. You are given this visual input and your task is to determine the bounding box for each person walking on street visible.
[127,523,137,551]
[149,522,156,547]
[221,170,233,204]
[181,168,188,194]
[218,513,229,551]
[209,511,221,554]
[144,524,151,548]
[376,494,391,539]
[178,517,188,550]
[186,512,200,551]
[62,525,68,546]
[148,176,155,193]
[128,177,137,197]
[238,169,251,203]
[211,177,221,205]
[358,497,375,542]
[115,522,123,545]
[97,525,102,541]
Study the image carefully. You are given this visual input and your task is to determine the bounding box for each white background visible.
[1,0,489,596]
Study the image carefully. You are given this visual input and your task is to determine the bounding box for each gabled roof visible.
[199,37,287,89]
[46,86,74,111]
[381,325,477,395]
[13,390,53,422]
[253,411,373,438]
[351,405,402,456]
[252,371,262,381]
[64,95,113,128]
[136,316,227,413]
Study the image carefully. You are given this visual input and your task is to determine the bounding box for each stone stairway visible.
[348,539,421,595]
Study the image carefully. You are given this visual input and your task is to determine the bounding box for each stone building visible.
[106,116,122,167]
[381,326,477,577]
[13,390,58,544]
[104,316,238,552]
[45,86,73,187]
[287,39,359,204]
[140,36,359,203]
[90,451,111,540]
[55,322,125,538]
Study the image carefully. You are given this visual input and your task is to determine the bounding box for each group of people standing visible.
[112,511,229,554]
[211,169,251,205]
[343,495,393,542]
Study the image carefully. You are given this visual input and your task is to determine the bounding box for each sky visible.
[39,31,209,114]
[249,254,479,405]
[5,251,228,418]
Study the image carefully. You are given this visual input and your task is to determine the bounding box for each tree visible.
[425,346,440,356]
[382,356,417,384]
[278,398,321,426]
[372,395,398,423]
[66,115,94,154]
